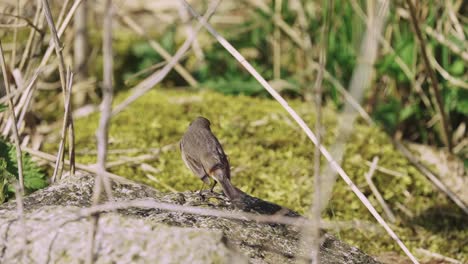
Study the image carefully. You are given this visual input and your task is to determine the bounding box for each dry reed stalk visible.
[0,40,24,194]
[406,0,452,152]
[41,0,74,182]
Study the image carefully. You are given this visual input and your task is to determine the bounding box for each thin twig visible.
[180,1,418,263]
[364,157,396,222]
[111,0,221,116]
[0,12,44,34]
[406,0,452,152]
[0,40,24,194]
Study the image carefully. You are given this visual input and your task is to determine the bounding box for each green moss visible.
[49,89,466,261]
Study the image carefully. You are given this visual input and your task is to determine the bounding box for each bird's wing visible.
[181,142,209,182]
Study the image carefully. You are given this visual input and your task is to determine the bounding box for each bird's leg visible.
[210,180,217,193]
[198,181,206,199]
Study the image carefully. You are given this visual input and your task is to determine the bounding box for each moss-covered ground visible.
[49,88,467,261]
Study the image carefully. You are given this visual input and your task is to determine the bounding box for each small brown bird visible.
[180,116,240,201]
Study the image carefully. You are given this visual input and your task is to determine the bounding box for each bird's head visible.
[190,116,211,128]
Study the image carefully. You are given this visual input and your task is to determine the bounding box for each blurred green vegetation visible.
[58,89,467,261]
[0,139,48,203]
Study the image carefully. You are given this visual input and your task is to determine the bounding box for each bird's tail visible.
[212,169,242,201]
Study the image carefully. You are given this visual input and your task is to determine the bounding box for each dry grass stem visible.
[364,156,396,222]
[51,69,73,182]
[180,1,418,262]
[424,26,468,62]
[363,159,405,178]
[105,144,175,169]
[41,0,68,98]
[272,0,281,79]
[10,0,19,70]
[111,0,221,116]
[116,8,198,87]
[42,0,78,181]
[427,49,468,90]
[19,0,43,71]
[73,0,88,80]
[0,40,24,194]
[406,0,452,152]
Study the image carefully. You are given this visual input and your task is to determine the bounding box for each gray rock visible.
[0,172,380,263]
